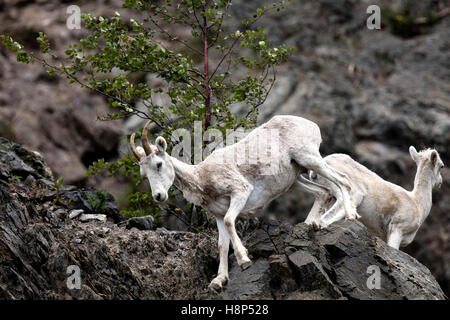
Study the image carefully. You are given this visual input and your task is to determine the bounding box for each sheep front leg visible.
[224,192,253,271]
[387,227,403,250]
[209,217,230,292]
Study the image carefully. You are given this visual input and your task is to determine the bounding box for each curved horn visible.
[142,120,153,155]
[129,133,142,160]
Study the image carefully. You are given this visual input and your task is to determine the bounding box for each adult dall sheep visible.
[304,147,444,250]
[129,115,357,291]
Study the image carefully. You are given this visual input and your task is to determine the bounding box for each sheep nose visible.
[155,193,162,201]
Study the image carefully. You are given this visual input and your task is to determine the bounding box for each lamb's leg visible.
[302,156,359,221]
[321,203,347,227]
[296,177,332,228]
[304,196,328,229]
[209,217,230,292]
[224,192,253,271]
[296,188,345,229]
[387,228,402,250]
[298,178,341,228]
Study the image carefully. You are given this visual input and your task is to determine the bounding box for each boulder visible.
[123,216,155,231]
[208,220,445,300]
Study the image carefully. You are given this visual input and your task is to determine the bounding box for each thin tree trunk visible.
[203,15,211,130]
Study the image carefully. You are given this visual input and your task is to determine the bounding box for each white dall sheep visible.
[304,146,444,250]
[129,115,358,291]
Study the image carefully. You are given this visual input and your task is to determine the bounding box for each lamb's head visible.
[409,146,444,189]
[130,121,175,202]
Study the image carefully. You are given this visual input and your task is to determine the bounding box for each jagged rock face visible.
[0,138,217,299]
[0,140,445,299]
[207,219,445,300]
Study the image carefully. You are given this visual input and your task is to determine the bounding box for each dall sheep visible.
[129,115,358,291]
[304,146,444,249]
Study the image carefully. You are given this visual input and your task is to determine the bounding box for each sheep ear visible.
[430,151,438,165]
[409,146,419,162]
[155,136,167,153]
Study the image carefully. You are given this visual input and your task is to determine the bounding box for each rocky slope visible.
[0,138,445,299]
[0,0,449,294]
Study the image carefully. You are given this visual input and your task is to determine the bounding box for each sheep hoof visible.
[317,220,329,229]
[345,210,361,220]
[208,282,222,293]
[240,260,253,271]
[312,221,321,230]
[346,214,360,221]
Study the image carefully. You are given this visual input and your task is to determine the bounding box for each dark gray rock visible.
[221,259,273,300]
[309,221,446,300]
[287,251,342,299]
[207,219,446,300]
[0,137,52,181]
[124,216,155,231]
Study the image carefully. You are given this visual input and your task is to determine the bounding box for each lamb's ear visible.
[409,146,419,162]
[430,150,438,166]
[155,136,167,153]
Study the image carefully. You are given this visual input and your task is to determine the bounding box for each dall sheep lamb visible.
[304,146,444,250]
[129,115,358,291]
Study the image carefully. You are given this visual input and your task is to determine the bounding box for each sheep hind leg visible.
[295,154,359,221]
[224,192,253,271]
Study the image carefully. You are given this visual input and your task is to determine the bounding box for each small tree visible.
[1,0,293,227]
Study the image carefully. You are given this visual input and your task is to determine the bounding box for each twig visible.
[148,14,203,56]
[31,53,169,131]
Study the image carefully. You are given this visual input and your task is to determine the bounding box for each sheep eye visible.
[156,162,162,170]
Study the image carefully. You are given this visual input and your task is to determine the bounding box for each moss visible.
[8,174,21,183]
